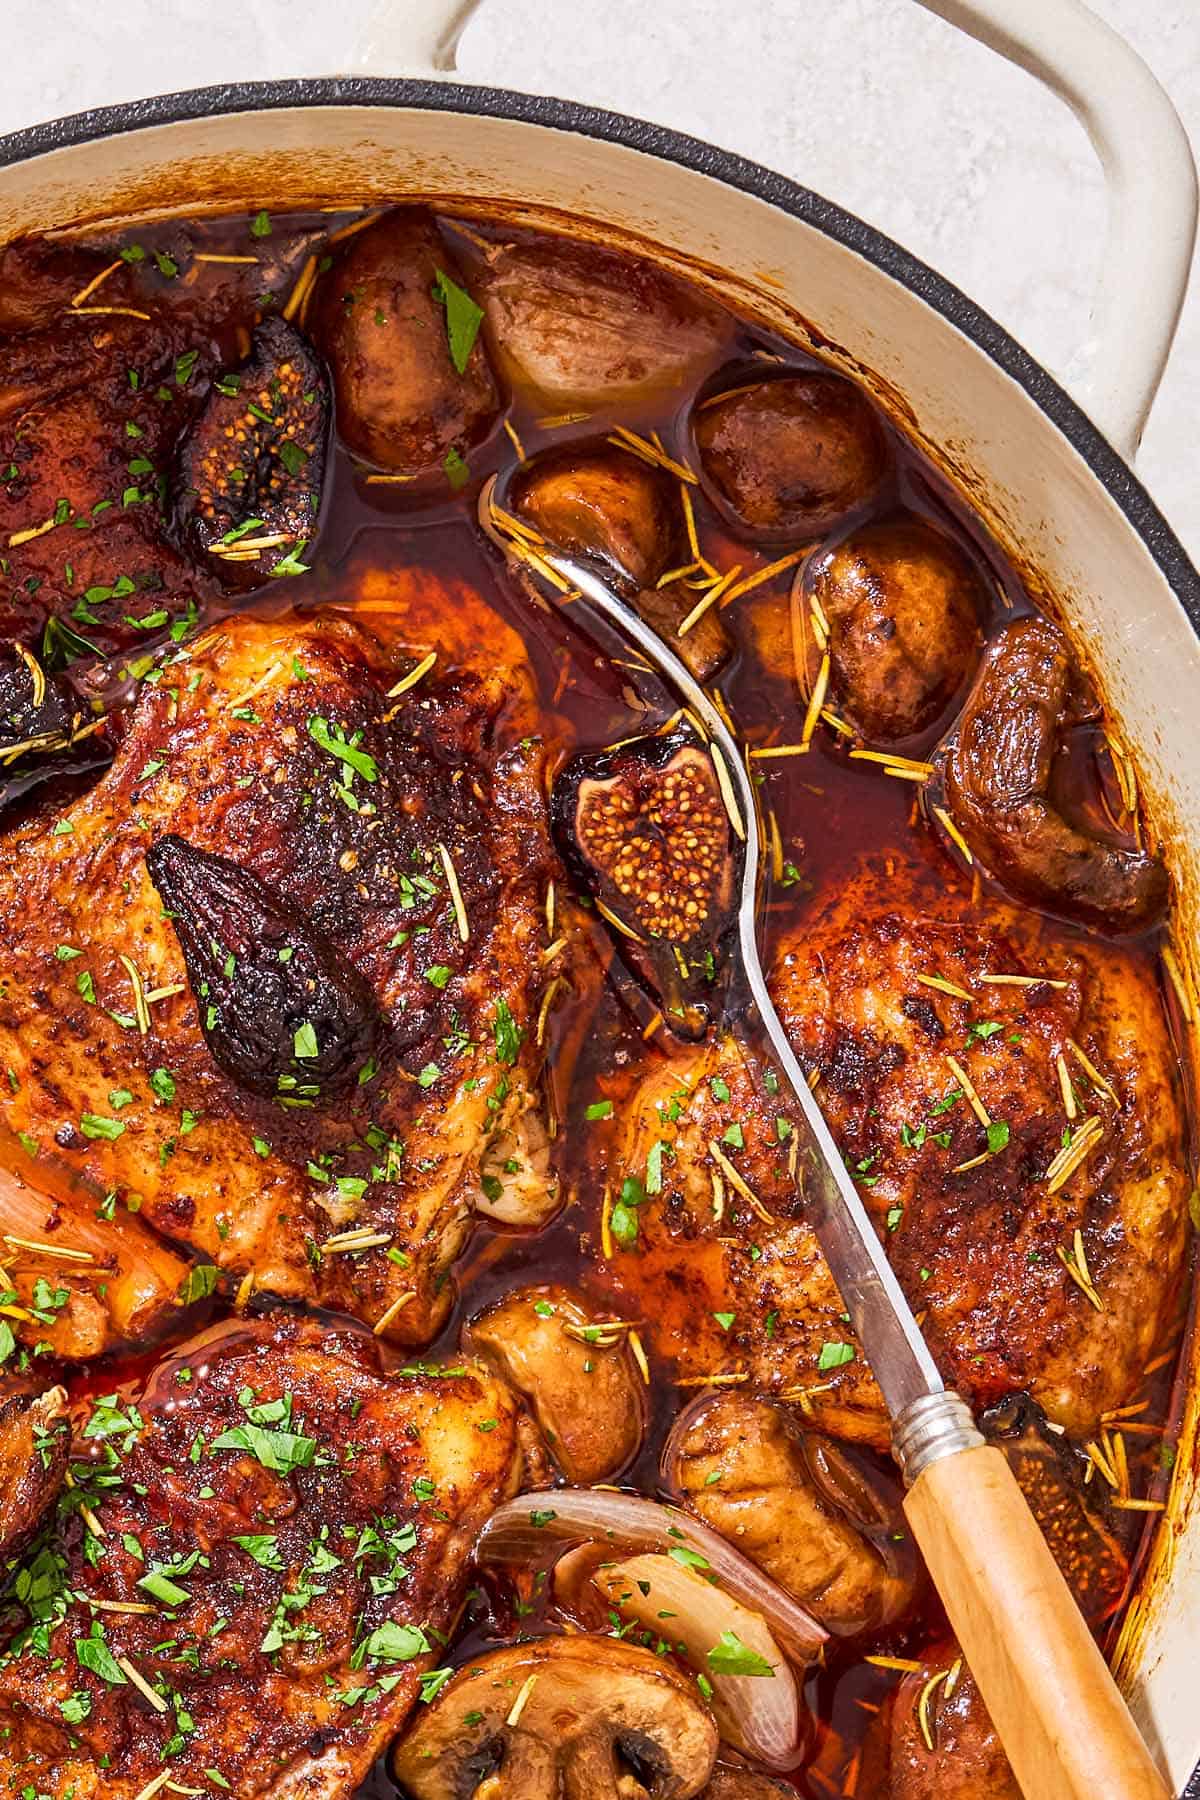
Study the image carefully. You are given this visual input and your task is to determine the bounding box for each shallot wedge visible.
[476,1487,828,1666]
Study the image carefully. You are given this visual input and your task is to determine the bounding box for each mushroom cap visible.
[508,440,676,593]
[393,1634,718,1800]
[693,371,887,540]
[463,1284,645,1484]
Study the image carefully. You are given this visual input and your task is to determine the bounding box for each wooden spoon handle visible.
[903,1443,1169,1800]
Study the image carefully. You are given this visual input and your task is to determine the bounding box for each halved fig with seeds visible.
[175,314,328,587]
[506,441,733,681]
[694,370,888,540]
[987,1396,1128,1625]
[392,1635,718,1800]
[940,615,1168,933]
[146,833,378,1098]
[553,729,736,1038]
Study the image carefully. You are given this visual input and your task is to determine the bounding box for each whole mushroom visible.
[666,1392,914,1636]
[805,516,985,741]
[508,441,676,592]
[886,1650,1019,1799]
[392,1635,719,1799]
[313,207,499,475]
[694,371,887,540]
[502,443,732,682]
[463,1285,645,1484]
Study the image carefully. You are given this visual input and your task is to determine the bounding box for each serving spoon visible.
[541,548,1170,1800]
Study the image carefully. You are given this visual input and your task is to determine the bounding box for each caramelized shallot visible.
[476,1487,828,1667]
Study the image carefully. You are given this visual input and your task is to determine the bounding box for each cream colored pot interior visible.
[2,98,1197,1787]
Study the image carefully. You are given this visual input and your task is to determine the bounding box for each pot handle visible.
[351,0,1196,463]
[918,1,1197,461]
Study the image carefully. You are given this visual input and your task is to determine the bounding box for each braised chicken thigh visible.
[0,1316,523,1800]
[0,577,556,1350]
[605,863,1188,1440]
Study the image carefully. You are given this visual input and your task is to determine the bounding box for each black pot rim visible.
[1,73,1198,638]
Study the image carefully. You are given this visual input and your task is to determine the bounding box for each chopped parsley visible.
[432,268,484,374]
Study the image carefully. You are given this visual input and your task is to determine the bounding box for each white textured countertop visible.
[2,0,1197,562]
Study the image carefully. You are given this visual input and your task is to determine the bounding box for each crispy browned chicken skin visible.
[0,569,558,1353]
[0,1316,523,1800]
[605,863,1188,1443]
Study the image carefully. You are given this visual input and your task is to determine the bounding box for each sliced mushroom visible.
[806,517,984,741]
[392,1635,718,1800]
[477,236,729,408]
[174,315,329,586]
[694,371,887,540]
[553,729,737,1039]
[666,1393,914,1636]
[463,1285,644,1483]
[941,615,1168,932]
[0,1387,69,1559]
[313,208,499,474]
[146,833,379,1099]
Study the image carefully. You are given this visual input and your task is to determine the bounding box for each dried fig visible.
[175,315,328,586]
[941,615,1168,932]
[0,643,111,809]
[146,833,378,1099]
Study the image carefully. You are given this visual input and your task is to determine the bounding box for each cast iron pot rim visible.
[1,74,1198,638]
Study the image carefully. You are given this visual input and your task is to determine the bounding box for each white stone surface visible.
[1,0,1196,559]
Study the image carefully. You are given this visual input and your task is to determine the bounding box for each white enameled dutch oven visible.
[1,0,1198,1789]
